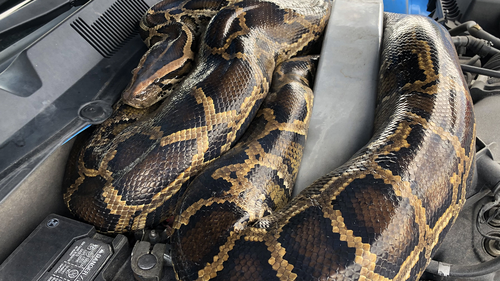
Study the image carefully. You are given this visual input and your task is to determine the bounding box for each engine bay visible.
[0,0,500,280]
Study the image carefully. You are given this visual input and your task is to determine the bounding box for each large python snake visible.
[63,0,331,233]
[63,1,475,280]
[169,13,476,280]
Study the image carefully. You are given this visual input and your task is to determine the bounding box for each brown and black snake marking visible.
[172,56,318,280]
[63,0,332,233]
[122,0,231,108]
[168,14,475,281]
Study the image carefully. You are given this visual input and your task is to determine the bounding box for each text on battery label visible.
[41,238,111,281]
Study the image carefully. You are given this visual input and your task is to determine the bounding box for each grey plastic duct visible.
[294,0,383,196]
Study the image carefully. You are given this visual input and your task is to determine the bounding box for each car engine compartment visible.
[1,0,500,280]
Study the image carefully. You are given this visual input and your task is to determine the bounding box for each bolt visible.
[47,218,59,228]
[137,254,157,270]
[81,104,104,117]
[149,229,159,244]
[78,101,112,124]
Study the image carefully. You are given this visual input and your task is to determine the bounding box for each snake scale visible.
[63,0,476,279]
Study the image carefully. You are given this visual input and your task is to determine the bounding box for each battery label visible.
[40,237,112,281]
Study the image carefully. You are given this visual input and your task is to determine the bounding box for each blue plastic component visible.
[409,0,430,15]
[383,0,408,14]
[61,124,91,145]
[383,0,430,15]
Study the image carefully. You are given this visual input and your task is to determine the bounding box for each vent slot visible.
[71,0,150,58]
[440,0,461,21]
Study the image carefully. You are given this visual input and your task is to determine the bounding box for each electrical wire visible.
[426,257,500,278]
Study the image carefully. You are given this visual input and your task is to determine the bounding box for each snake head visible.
[122,27,195,108]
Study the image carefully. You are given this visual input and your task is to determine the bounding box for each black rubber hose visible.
[461,64,500,78]
[449,21,479,36]
[426,257,500,277]
[448,21,500,49]
[453,36,500,57]
[466,55,481,65]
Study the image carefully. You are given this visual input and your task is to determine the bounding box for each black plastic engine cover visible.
[0,0,158,202]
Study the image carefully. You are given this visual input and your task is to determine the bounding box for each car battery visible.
[0,214,130,281]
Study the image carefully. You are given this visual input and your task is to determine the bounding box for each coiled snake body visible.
[63,1,475,280]
[64,0,331,232]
